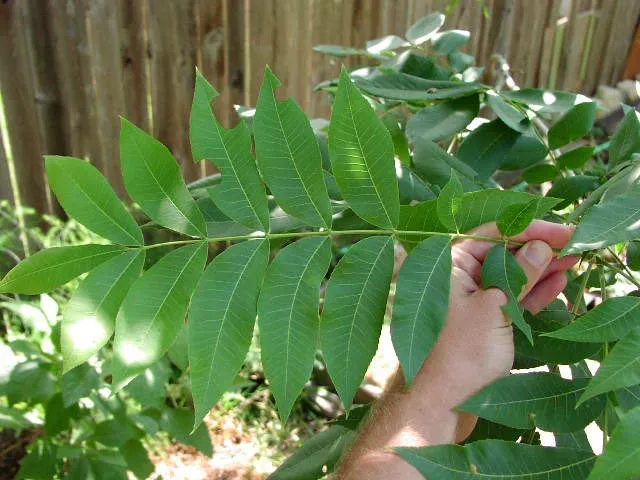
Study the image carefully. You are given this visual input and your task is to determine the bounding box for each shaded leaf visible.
[120,118,206,237]
[357,72,485,101]
[578,330,640,405]
[397,163,436,203]
[396,440,594,479]
[406,12,445,44]
[391,51,452,80]
[397,200,447,251]
[190,239,269,427]
[500,126,548,170]
[464,418,525,443]
[16,440,57,480]
[431,29,470,55]
[45,156,142,246]
[548,102,597,149]
[627,241,640,270]
[458,373,606,432]
[546,175,600,210]
[112,243,207,390]
[391,236,451,385]
[0,406,32,430]
[502,89,589,114]
[481,245,532,343]
[522,164,558,184]
[457,119,521,179]
[608,107,640,170]
[7,361,56,404]
[411,137,478,188]
[190,70,269,231]
[62,364,101,406]
[543,296,640,342]
[120,439,154,480]
[321,236,394,411]
[487,94,529,132]
[160,407,213,456]
[0,244,126,295]
[258,237,332,421]
[556,146,595,170]
[329,68,399,228]
[45,393,73,436]
[62,250,144,373]
[497,200,539,236]
[589,405,640,479]
[125,359,171,409]
[255,68,332,228]
[406,94,479,142]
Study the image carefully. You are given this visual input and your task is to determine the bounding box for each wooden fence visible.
[1,0,639,215]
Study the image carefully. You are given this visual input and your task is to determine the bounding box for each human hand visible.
[417,219,579,440]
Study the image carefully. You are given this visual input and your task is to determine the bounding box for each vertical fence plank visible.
[582,0,615,94]
[245,0,276,107]
[0,1,49,213]
[601,0,640,85]
[147,0,201,182]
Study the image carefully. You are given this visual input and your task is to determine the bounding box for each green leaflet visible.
[411,137,478,188]
[61,250,144,373]
[543,296,640,342]
[254,68,332,228]
[120,439,154,480]
[496,200,539,236]
[190,70,269,232]
[16,440,58,480]
[457,119,521,180]
[189,239,269,428]
[431,29,470,55]
[112,243,207,390]
[608,108,640,170]
[329,68,400,229]
[395,440,595,479]
[357,72,485,101]
[258,237,331,422]
[501,89,586,114]
[406,12,445,44]
[548,102,597,149]
[458,373,606,433]
[522,163,558,184]
[487,94,529,132]
[578,330,640,405]
[0,244,126,295]
[125,359,171,408]
[159,407,213,457]
[7,361,56,404]
[563,187,640,255]
[120,118,206,238]
[0,406,32,430]
[436,171,464,231]
[481,245,532,344]
[61,364,100,406]
[406,94,479,142]
[546,175,600,210]
[556,146,595,170]
[45,393,72,436]
[501,126,548,171]
[397,200,447,251]
[588,405,640,479]
[321,236,394,411]
[45,156,143,246]
[391,236,451,385]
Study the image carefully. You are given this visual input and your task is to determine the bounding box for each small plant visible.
[1,11,640,479]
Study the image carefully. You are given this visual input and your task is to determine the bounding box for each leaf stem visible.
[138,229,528,251]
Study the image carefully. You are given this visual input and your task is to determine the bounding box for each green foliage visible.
[2,10,640,478]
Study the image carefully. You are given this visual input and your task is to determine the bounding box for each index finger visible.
[455,220,575,263]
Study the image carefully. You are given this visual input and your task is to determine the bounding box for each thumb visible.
[514,240,553,300]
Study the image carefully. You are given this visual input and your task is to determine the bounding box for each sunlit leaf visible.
[357,72,485,101]
[258,237,332,421]
[502,89,589,114]
[45,156,143,246]
[112,243,207,390]
[392,236,451,385]
[321,236,394,411]
[431,29,470,55]
[254,67,332,228]
[120,118,206,237]
[0,244,126,295]
[497,200,540,236]
[406,12,445,45]
[189,239,269,427]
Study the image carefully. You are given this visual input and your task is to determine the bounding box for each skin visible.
[337,220,579,479]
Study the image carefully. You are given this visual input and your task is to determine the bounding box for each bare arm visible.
[337,221,578,479]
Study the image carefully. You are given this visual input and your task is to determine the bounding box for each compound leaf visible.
[189,239,269,428]
[112,243,207,390]
[0,245,126,295]
[190,69,269,232]
[45,156,143,246]
[578,330,640,405]
[543,296,640,342]
[391,236,451,385]
[254,67,332,228]
[321,236,394,411]
[548,102,597,149]
[588,405,640,479]
[481,245,532,344]
[329,68,399,229]
[258,237,332,422]
[458,373,606,433]
[395,440,595,479]
[120,118,206,238]
[61,250,144,373]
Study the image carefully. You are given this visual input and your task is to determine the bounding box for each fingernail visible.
[522,241,552,268]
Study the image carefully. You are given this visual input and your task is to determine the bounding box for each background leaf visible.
[411,137,478,188]
[120,439,154,480]
[45,156,142,246]
[431,29,470,54]
[502,89,588,114]
[406,94,479,142]
[329,68,400,229]
[321,236,394,411]
[190,70,269,232]
[112,243,207,390]
[395,440,595,479]
[62,250,144,373]
[0,245,126,295]
[258,237,332,421]
[548,102,597,149]
[160,407,213,457]
[254,68,332,228]
[458,373,606,432]
[406,12,445,44]
[546,175,599,210]
[392,236,451,385]
[556,146,595,170]
[357,73,484,101]
[487,94,529,132]
[189,239,269,427]
[607,108,640,170]
[120,118,206,237]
